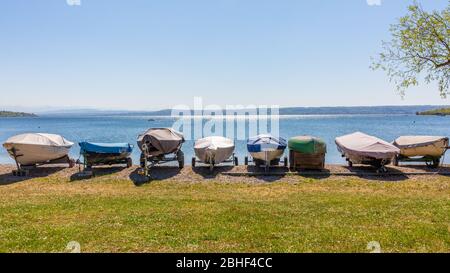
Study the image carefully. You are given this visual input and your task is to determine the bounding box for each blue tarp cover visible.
[79,142,133,154]
[247,134,287,153]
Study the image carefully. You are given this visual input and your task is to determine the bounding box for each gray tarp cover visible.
[137,128,184,155]
[335,132,399,160]
[393,136,448,148]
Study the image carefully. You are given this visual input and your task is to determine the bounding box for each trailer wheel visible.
[348,160,353,167]
[126,158,133,168]
[69,159,75,168]
[255,159,262,168]
[191,157,196,168]
[177,150,185,169]
[283,156,288,167]
[429,158,440,168]
[234,156,239,166]
[271,159,280,166]
[244,156,249,166]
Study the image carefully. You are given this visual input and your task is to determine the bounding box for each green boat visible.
[288,136,327,154]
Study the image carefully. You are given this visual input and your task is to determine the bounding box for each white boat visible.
[193,136,236,168]
[246,134,287,167]
[335,132,399,171]
[3,133,74,166]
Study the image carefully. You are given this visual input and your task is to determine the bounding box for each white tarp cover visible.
[194,136,235,163]
[394,136,448,148]
[3,133,74,148]
[335,132,399,160]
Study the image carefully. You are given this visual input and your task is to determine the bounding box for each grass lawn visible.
[0,175,449,253]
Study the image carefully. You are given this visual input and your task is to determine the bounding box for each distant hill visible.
[0,111,37,117]
[34,105,450,117]
[105,105,450,116]
[417,107,450,116]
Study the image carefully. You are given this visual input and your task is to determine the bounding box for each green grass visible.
[0,176,449,253]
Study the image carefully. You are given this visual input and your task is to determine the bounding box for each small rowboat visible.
[335,132,399,172]
[288,136,327,170]
[3,133,74,174]
[79,142,133,168]
[193,136,237,171]
[392,136,449,167]
[245,134,287,171]
[137,128,185,176]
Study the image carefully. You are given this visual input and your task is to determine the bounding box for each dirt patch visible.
[1,163,450,186]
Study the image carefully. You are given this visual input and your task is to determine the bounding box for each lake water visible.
[1,114,450,165]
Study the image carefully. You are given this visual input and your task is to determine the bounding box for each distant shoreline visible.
[417,107,450,116]
[0,111,37,118]
[3,105,450,117]
[23,105,449,117]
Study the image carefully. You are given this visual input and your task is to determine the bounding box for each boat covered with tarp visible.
[137,128,185,171]
[392,136,449,167]
[288,136,327,154]
[288,136,327,170]
[193,136,237,169]
[393,136,449,157]
[3,133,74,167]
[246,134,287,167]
[335,132,399,171]
[79,142,133,168]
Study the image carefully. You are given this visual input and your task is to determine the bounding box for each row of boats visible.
[2,128,449,175]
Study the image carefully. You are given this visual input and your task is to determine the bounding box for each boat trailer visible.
[139,143,184,177]
[8,147,74,176]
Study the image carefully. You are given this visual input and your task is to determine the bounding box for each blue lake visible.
[1,114,450,165]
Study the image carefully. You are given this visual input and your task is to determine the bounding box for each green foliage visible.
[0,111,37,117]
[417,107,450,115]
[372,1,450,97]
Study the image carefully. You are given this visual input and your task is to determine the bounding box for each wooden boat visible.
[392,136,449,167]
[288,136,327,170]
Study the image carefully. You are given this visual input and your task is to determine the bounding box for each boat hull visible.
[395,138,448,158]
[250,150,284,163]
[3,143,72,166]
[195,146,235,164]
[341,152,388,166]
[194,137,235,164]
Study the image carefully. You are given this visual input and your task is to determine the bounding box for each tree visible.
[372,2,450,97]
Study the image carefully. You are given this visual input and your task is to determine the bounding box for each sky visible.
[0,0,449,111]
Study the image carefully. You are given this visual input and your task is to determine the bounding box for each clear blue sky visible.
[0,0,448,111]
